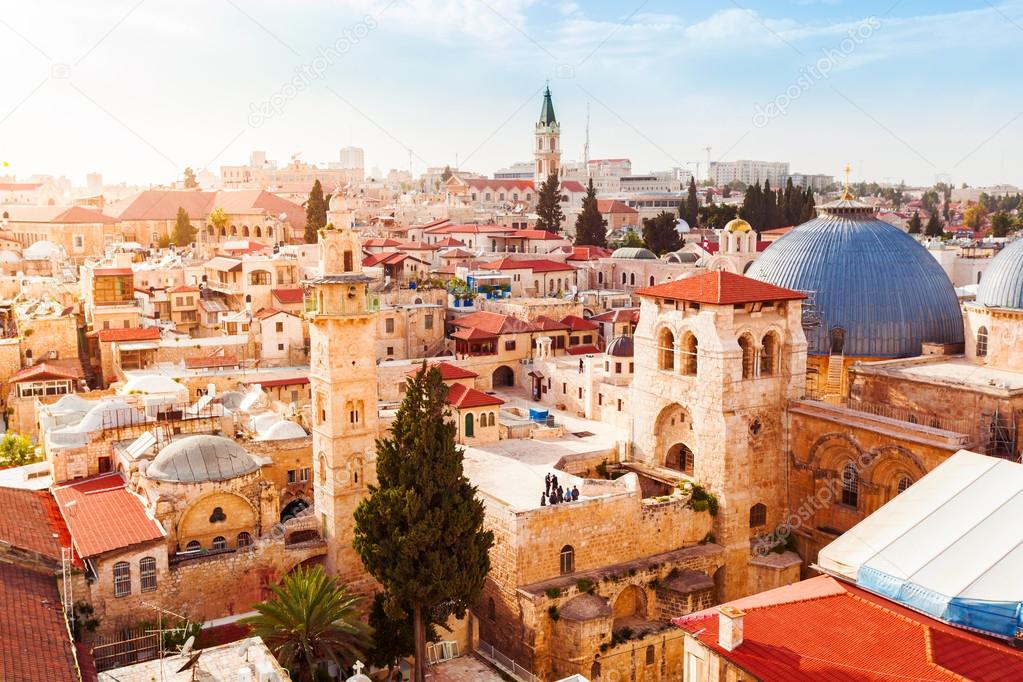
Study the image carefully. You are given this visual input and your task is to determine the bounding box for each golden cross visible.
[844,164,852,191]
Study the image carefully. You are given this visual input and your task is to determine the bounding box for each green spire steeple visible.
[539,85,557,126]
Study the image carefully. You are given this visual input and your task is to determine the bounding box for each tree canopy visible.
[183,167,198,189]
[907,211,922,234]
[171,207,195,246]
[573,178,606,247]
[738,180,815,231]
[535,172,565,233]
[0,432,38,467]
[641,210,681,255]
[681,176,699,228]
[243,565,371,682]
[963,203,989,230]
[305,180,328,244]
[353,364,493,682]
[989,211,1013,238]
[924,213,945,238]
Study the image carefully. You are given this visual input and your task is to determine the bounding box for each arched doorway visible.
[280,498,309,523]
[492,365,514,387]
[665,443,695,476]
[612,585,648,628]
[830,327,846,354]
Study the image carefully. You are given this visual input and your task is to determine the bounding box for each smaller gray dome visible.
[666,251,699,264]
[560,593,612,622]
[148,435,259,483]
[977,239,1023,309]
[611,247,656,260]
[605,336,634,358]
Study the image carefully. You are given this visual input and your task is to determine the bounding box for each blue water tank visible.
[529,408,549,422]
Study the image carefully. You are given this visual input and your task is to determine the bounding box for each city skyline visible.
[2,0,1022,187]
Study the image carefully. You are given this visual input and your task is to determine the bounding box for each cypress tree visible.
[641,210,682,255]
[924,213,945,238]
[535,172,565,233]
[172,206,195,246]
[683,176,699,228]
[305,180,327,244]
[353,365,493,682]
[907,211,923,234]
[574,178,606,247]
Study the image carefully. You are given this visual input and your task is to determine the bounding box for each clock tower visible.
[309,190,378,586]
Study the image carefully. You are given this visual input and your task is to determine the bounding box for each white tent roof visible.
[818,450,1023,636]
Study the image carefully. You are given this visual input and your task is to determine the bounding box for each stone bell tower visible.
[309,192,378,587]
[534,85,561,186]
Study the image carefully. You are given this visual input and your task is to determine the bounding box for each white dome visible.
[148,435,259,483]
[256,420,307,441]
[70,399,146,433]
[0,250,20,263]
[24,240,63,260]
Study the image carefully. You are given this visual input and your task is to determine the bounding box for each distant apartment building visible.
[788,172,834,192]
[338,146,365,174]
[494,162,535,180]
[951,184,1020,203]
[220,150,361,190]
[709,160,790,188]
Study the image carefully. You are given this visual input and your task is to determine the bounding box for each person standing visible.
[545,472,552,495]
[556,485,564,503]
[572,485,580,501]
[540,491,547,506]
[552,473,559,491]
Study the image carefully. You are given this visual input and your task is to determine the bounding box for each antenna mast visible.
[584,102,590,173]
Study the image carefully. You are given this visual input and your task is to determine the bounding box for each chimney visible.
[717,605,746,651]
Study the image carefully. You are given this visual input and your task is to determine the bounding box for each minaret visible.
[534,84,561,186]
[309,189,378,587]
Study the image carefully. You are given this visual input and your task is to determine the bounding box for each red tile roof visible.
[2,205,117,224]
[531,316,570,332]
[94,327,161,343]
[272,288,305,305]
[561,314,598,331]
[596,199,638,215]
[168,284,200,293]
[674,576,1023,682]
[452,311,535,335]
[480,257,575,273]
[0,562,80,682]
[363,238,402,247]
[466,179,535,192]
[566,344,601,355]
[0,487,68,563]
[635,271,805,305]
[413,218,450,230]
[451,327,498,341]
[93,267,133,276]
[241,375,309,388]
[433,237,465,247]
[52,473,164,557]
[590,308,640,323]
[446,382,504,408]
[8,360,84,384]
[560,180,587,193]
[504,230,565,241]
[424,223,516,235]
[184,354,239,369]
[405,361,479,381]
[397,241,438,250]
[567,245,612,261]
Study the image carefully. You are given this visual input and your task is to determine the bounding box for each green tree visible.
[441,165,453,182]
[366,592,437,678]
[990,211,1013,238]
[535,172,565,233]
[208,207,228,238]
[242,565,371,682]
[963,203,988,231]
[721,184,731,199]
[0,432,38,466]
[305,180,327,244]
[641,210,681,255]
[573,179,606,247]
[172,207,195,246]
[353,365,493,682]
[907,211,922,234]
[610,230,644,250]
[183,167,198,189]
[924,213,945,238]
[682,176,699,228]
[739,182,763,229]
[697,203,738,230]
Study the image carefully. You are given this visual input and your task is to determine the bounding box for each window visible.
[896,476,912,494]
[841,462,859,507]
[424,313,433,330]
[465,412,474,438]
[209,506,227,523]
[113,561,131,597]
[250,270,271,285]
[343,250,353,272]
[598,393,603,405]
[275,321,284,333]
[140,557,157,592]
[559,545,575,574]
[646,645,655,666]
[123,320,130,328]
[277,343,284,351]
[739,333,755,379]
[237,532,252,547]
[977,326,988,357]
[299,467,310,482]
[505,340,516,351]
[288,469,297,484]
[185,540,201,552]
[385,318,395,334]
[681,333,698,376]
[761,332,779,375]
[212,536,227,551]
[386,346,394,356]
[749,503,767,527]
[658,328,675,370]
[73,234,84,249]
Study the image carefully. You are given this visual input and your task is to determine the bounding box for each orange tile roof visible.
[566,344,601,355]
[531,316,569,332]
[675,576,1023,681]
[446,382,504,408]
[596,199,638,214]
[52,473,164,558]
[8,360,84,383]
[0,487,68,563]
[405,361,479,381]
[504,230,565,240]
[95,327,161,342]
[425,223,516,235]
[480,257,575,273]
[634,271,805,305]
[452,311,534,335]
[0,563,79,682]
[451,327,498,341]
[466,179,535,191]
[93,267,133,276]
[272,288,305,305]
[567,245,612,261]
[561,314,598,331]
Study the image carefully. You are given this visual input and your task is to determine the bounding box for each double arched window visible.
[658,328,675,371]
[681,333,698,376]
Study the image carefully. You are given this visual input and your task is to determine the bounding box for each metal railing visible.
[475,639,539,682]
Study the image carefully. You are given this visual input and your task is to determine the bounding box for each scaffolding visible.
[982,406,1018,461]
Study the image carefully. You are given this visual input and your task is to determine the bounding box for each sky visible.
[1,0,1022,188]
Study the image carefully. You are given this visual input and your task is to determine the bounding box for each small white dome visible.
[121,375,186,395]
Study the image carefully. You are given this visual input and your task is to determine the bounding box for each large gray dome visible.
[611,247,656,260]
[148,435,259,483]
[976,239,1023,309]
[746,199,964,357]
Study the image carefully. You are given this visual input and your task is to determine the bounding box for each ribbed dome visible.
[746,200,963,357]
[148,435,259,483]
[605,335,634,357]
[611,247,657,260]
[976,239,1023,309]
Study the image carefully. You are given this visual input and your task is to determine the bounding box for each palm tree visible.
[243,565,372,681]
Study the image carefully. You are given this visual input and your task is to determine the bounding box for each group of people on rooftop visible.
[541,471,579,506]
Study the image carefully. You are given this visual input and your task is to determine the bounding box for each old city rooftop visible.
[634,270,806,305]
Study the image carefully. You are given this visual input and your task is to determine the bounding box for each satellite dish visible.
[675,218,690,234]
[179,635,195,656]
[176,651,202,673]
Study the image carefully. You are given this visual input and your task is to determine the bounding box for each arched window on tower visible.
[749,503,767,528]
[977,326,988,357]
[896,476,913,495]
[658,328,675,371]
[761,332,779,376]
[841,462,859,507]
[681,333,698,376]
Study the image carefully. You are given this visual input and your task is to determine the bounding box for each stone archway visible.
[280,498,309,523]
[665,443,695,476]
[612,585,648,628]
[492,365,515,388]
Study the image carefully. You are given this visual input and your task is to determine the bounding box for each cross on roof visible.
[352,661,365,675]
